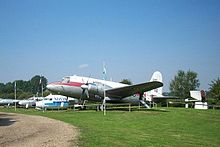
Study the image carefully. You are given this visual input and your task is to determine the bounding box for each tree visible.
[30,75,47,95]
[208,78,220,103]
[169,70,200,98]
[120,79,132,85]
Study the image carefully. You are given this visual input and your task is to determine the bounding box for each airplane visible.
[35,94,69,110]
[18,97,44,109]
[184,90,206,103]
[0,98,19,107]
[185,90,208,109]
[188,90,206,102]
[46,71,163,109]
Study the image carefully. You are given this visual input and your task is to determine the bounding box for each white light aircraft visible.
[46,72,163,109]
[186,90,208,110]
[184,90,206,102]
[0,98,19,107]
[18,97,44,108]
[35,94,69,110]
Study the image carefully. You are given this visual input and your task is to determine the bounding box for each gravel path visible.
[0,112,79,147]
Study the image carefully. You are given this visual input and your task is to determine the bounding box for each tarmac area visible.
[0,112,78,147]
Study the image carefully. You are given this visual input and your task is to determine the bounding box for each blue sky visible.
[0,0,219,91]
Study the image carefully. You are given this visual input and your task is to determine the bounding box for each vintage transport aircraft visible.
[46,71,163,109]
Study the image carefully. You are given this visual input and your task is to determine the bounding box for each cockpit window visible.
[62,77,70,83]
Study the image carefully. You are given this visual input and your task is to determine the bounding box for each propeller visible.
[80,77,90,99]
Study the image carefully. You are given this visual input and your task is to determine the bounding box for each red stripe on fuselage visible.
[49,82,84,87]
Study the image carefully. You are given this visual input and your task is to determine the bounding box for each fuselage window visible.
[62,77,70,83]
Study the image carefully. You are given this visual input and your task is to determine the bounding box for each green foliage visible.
[1,108,220,147]
[30,75,47,94]
[17,92,33,99]
[169,70,200,98]
[120,79,132,85]
[0,75,47,99]
[43,90,52,97]
[208,78,220,104]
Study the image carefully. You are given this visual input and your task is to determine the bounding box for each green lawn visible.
[1,107,220,147]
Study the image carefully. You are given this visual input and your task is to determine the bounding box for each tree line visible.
[0,75,47,99]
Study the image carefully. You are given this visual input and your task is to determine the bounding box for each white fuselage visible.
[46,72,164,108]
[35,94,69,109]
[0,99,19,106]
[18,99,36,107]
[46,75,140,104]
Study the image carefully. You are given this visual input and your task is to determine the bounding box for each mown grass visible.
[1,107,220,147]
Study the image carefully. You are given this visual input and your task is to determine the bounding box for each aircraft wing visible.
[106,81,163,98]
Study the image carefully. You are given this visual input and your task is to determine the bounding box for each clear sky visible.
[0,0,219,91]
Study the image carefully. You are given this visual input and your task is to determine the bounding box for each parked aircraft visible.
[35,94,69,110]
[189,90,206,102]
[185,90,208,109]
[46,72,163,109]
[0,98,19,107]
[18,97,44,108]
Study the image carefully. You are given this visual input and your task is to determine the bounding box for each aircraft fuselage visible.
[46,75,141,104]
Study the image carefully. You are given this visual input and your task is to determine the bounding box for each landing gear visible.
[96,104,105,111]
[139,93,150,109]
[79,100,87,110]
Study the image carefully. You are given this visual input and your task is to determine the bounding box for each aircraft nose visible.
[46,84,53,90]
[46,83,61,92]
[46,84,57,92]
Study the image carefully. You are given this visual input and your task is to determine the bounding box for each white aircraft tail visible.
[144,71,163,101]
[150,71,163,96]
[190,91,202,101]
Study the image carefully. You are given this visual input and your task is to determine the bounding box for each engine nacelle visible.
[88,83,104,97]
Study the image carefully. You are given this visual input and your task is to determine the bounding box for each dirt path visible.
[0,112,79,147]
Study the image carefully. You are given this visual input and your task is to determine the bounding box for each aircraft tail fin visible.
[150,71,163,96]
[190,91,202,101]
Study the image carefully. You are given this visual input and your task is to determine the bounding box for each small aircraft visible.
[188,90,206,102]
[18,97,44,109]
[46,71,163,109]
[35,94,69,110]
[0,98,19,107]
[185,90,208,109]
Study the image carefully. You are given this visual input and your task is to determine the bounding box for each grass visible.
[1,107,220,147]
